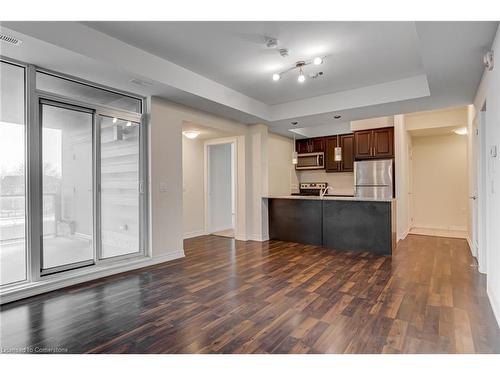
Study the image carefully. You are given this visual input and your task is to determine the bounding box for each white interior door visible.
[207,143,233,233]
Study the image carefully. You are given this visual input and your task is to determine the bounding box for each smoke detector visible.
[0,33,22,46]
[484,50,494,71]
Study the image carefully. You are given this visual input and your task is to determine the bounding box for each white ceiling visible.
[1,21,497,138]
[83,21,425,105]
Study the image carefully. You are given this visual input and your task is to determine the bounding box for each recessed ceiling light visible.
[313,57,323,65]
[272,73,281,81]
[334,115,341,119]
[183,130,200,139]
[453,127,468,135]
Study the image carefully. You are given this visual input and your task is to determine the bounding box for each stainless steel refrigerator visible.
[354,159,393,200]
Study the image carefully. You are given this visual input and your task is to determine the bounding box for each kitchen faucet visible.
[320,186,334,198]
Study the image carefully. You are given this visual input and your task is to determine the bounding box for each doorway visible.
[408,129,469,239]
[205,141,235,238]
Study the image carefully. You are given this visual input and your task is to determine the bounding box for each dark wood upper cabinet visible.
[354,127,394,160]
[325,137,339,172]
[296,139,309,154]
[296,137,325,154]
[373,127,394,158]
[354,130,373,159]
[324,134,354,173]
[311,138,325,153]
[340,134,354,172]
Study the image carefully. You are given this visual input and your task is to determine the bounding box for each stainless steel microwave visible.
[295,152,325,170]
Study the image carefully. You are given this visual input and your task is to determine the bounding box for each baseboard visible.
[210,226,233,233]
[0,250,185,305]
[397,228,410,242]
[183,230,207,239]
[487,285,500,329]
[412,225,467,232]
[409,226,467,239]
[246,234,270,242]
[466,236,475,257]
[235,233,246,241]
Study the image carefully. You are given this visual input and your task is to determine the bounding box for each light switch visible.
[159,182,168,192]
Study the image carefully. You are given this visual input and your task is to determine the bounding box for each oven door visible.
[296,152,324,170]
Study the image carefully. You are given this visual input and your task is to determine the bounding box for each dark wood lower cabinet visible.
[322,200,394,255]
[268,199,323,246]
[268,198,395,255]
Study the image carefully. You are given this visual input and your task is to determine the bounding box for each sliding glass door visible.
[40,102,94,272]
[99,115,141,259]
[1,58,146,286]
[0,61,27,285]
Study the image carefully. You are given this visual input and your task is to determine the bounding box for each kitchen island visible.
[264,196,396,255]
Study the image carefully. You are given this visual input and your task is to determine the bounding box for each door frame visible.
[475,106,488,273]
[204,137,237,235]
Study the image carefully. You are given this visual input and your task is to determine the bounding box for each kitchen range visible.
[264,126,396,256]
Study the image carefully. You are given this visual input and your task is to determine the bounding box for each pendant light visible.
[291,122,298,165]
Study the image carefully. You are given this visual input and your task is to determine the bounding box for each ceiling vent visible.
[129,78,154,87]
[0,34,22,46]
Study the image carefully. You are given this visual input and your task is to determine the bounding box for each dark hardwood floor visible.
[1,234,499,354]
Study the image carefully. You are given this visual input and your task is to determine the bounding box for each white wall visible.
[148,97,185,260]
[208,143,233,232]
[268,133,298,195]
[297,171,355,196]
[474,25,500,326]
[246,124,269,241]
[411,133,468,231]
[394,114,411,241]
[405,107,468,132]
[350,116,394,131]
[182,136,205,238]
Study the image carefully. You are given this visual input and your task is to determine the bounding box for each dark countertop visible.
[263,195,395,203]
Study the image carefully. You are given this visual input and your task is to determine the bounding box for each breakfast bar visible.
[264,196,396,255]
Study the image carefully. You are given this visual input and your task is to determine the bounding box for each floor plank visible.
[1,234,499,354]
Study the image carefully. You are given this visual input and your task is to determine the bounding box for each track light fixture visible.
[272,57,325,83]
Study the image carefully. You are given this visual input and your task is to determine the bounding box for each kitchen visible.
[265,117,396,255]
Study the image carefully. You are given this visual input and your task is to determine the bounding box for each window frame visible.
[0,56,149,288]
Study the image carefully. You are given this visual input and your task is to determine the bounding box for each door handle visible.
[469,195,477,200]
